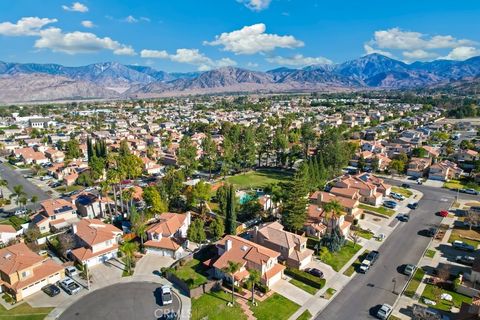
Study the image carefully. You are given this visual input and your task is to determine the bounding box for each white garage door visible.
[22,278,47,298]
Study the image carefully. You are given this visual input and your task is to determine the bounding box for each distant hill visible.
[2,53,480,103]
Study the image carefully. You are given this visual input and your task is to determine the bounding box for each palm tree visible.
[222,260,241,306]
[131,208,147,251]
[0,179,8,198]
[9,185,26,207]
[122,188,133,217]
[323,200,343,236]
[120,240,138,275]
[247,269,260,305]
[99,181,113,217]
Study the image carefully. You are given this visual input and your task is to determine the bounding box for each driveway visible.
[305,259,336,283]
[134,254,175,277]
[59,282,182,320]
[271,278,313,305]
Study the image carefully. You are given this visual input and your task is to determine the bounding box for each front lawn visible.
[0,216,29,231]
[250,293,300,320]
[421,284,472,311]
[226,170,292,189]
[296,310,312,320]
[55,185,83,193]
[448,228,480,248]
[319,241,362,272]
[171,258,208,289]
[353,228,374,240]
[424,249,436,258]
[404,267,425,298]
[443,179,480,192]
[392,186,413,198]
[359,204,395,217]
[191,290,247,320]
[343,250,369,277]
[289,278,318,295]
[0,302,53,320]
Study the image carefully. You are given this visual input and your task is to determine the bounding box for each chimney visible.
[225,239,232,252]
[72,224,77,234]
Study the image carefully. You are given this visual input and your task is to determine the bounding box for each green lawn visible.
[0,302,53,320]
[443,179,480,192]
[55,185,83,193]
[191,290,247,320]
[296,310,312,320]
[0,216,29,231]
[392,186,413,198]
[343,250,369,277]
[320,241,362,272]
[359,204,395,217]
[171,258,208,289]
[421,284,472,311]
[404,268,425,298]
[424,249,436,258]
[448,228,480,248]
[250,293,300,320]
[289,279,318,295]
[324,288,336,300]
[226,170,292,189]
[354,228,374,240]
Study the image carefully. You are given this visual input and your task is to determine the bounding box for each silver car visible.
[377,304,392,319]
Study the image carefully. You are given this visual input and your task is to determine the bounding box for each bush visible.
[256,283,270,294]
[285,268,326,289]
[117,251,123,258]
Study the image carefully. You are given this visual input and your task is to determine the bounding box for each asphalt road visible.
[59,282,181,320]
[315,182,460,320]
[0,162,50,213]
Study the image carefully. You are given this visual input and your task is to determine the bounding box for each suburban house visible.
[0,225,17,246]
[305,204,328,238]
[144,212,191,258]
[334,173,391,206]
[31,198,78,234]
[428,160,463,181]
[44,148,65,163]
[12,147,48,165]
[73,192,114,219]
[141,157,162,175]
[407,157,432,178]
[210,235,285,288]
[0,243,64,301]
[252,221,313,270]
[71,219,123,267]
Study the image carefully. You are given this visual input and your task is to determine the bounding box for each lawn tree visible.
[201,133,217,179]
[224,184,237,235]
[120,240,138,275]
[186,181,211,215]
[371,156,380,173]
[178,135,198,177]
[223,260,241,306]
[57,232,76,258]
[130,207,147,251]
[281,163,308,232]
[255,124,269,167]
[358,155,366,172]
[465,211,480,230]
[210,216,225,241]
[220,137,234,177]
[240,127,256,171]
[187,219,206,245]
[162,167,185,208]
[437,264,451,282]
[323,200,343,236]
[411,147,428,158]
[248,269,261,305]
[389,160,405,175]
[9,184,26,207]
[300,122,316,158]
[65,138,82,160]
[351,231,361,247]
[143,186,168,217]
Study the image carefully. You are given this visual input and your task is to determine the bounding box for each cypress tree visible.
[225,184,237,235]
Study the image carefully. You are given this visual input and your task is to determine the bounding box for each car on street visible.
[452,240,475,252]
[59,277,81,295]
[359,259,371,273]
[376,304,392,319]
[399,214,410,222]
[404,264,416,276]
[461,188,479,195]
[390,192,405,201]
[427,227,438,237]
[42,284,61,297]
[383,200,397,209]
[438,210,449,217]
[366,250,380,263]
[305,267,324,278]
[401,183,411,189]
[408,202,419,210]
[161,285,173,305]
[456,255,475,266]
[416,178,423,185]
[65,266,78,277]
[159,311,178,320]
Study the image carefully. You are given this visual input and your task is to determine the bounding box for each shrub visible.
[285,268,326,289]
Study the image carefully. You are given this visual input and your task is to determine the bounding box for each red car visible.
[439,210,449,217]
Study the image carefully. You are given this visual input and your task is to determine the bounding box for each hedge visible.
[285,268,326,289]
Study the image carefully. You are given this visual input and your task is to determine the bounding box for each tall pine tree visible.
[224,184,237,235]
[282,163,308,232]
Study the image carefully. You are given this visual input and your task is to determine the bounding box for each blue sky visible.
[0,0,479,72]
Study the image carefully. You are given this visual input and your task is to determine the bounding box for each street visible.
[315,182,470,320]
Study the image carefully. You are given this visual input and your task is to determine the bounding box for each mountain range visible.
[1,53,480,103]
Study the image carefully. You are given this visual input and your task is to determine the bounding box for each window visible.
[21,270,30,278]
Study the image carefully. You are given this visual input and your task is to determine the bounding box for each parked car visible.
[59,277,81,295]
[42,284,60,297]
[159,311,178,320]
[376,304,393,319]
[452,240,475,252]
[65,266,78,277]
[305,268,324,278]
[404,264,416,276]
[408,202,419,210]
[390,192,405,201]
[161,285,173,305]
[366,250,380,264]
[462,188,479,195]
[456,255,475,266]
[401,183,411,189]
[383,200,397,209]
[416,178,423,185]
[427,227,438,237]
[438,210,449,217]
[399,214,410,222]
[14,209,27,216]
[359,259,371,273]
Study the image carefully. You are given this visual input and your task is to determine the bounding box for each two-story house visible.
[73,192,114,219]
[211,235,285,288]
[144,212,191,258]
[31,198,78,234]
[407,157,432,178]
[334,173,391,206]
[253,222,313,270]
[429,160,463,181]
[0,243,64,301]
[71,219,123,267]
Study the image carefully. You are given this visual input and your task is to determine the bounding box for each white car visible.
[65,266,78,277]
[161,285,173,305]
[377,304,392,319]
[359,259,371,273]
[14,209,27,216]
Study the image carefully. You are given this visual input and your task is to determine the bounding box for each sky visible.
[0,0,479,72]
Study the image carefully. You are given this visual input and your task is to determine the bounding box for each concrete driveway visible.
[305,259,336,283]
[134,254,175,277]
[271,278,313,305]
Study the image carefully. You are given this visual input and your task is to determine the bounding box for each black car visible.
[401,183,411,189]
[305,268,324,278]
[399,214,410,222]
[427,227,438,237]
[408,202,419,210]
[366,250,379,264]
[42,284,60,297]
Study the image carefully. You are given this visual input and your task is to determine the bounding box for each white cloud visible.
[402,49,438,61]
[0,17,57,36]
[363,44,394,58]
[141,48,236,70]
[34,27,136,55]
[81,20,95,28]
[62,2,88,13]
[205,23,303,55]
[247,62,259,68]
[123,15,150,23]
[237,0,271,11]
[266,54,332,66]
[440,46,480,60]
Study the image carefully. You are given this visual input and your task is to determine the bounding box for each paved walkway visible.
[237,297,257,320]
[271,278,313,306]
